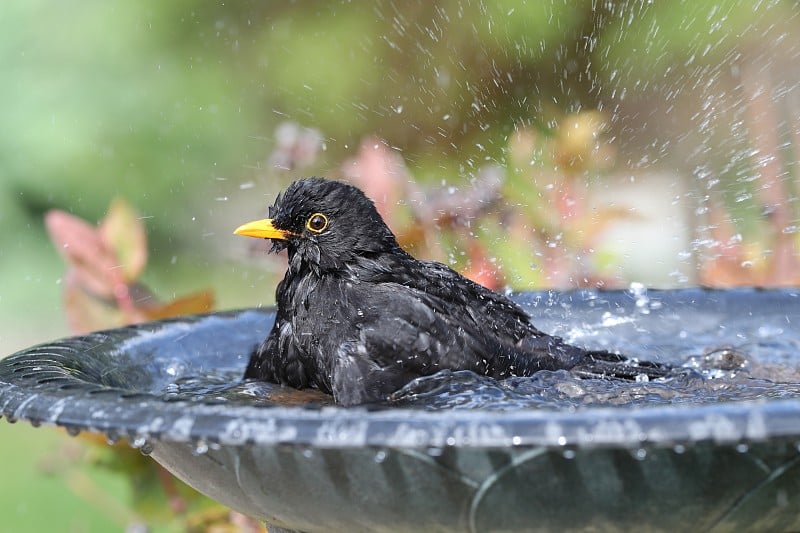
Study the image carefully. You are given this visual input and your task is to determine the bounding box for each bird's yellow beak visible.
[233,219,295,240]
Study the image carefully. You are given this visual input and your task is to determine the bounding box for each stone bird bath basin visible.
[2,288,800,532]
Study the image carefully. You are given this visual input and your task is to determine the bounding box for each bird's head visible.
[234,177,401,273]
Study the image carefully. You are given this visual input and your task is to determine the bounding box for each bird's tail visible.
[510,335,673,381]
[570,350,673,381]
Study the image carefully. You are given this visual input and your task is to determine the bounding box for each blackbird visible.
[235,177,669,405]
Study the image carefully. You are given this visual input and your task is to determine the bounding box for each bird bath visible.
[2,288,800,532]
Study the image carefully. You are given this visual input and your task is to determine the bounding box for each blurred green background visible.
[1,0,798,530]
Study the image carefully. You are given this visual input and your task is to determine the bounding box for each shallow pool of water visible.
[153,287,800,411]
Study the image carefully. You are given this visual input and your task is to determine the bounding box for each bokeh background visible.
[2,1,799,530]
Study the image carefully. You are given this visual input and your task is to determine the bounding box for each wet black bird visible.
[235,177,668,405]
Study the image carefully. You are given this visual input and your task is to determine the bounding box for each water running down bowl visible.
[2,288,800,532]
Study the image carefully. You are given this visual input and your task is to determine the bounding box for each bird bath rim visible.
[2,287,800,452]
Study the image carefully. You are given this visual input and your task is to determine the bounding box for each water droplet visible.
[301,447,314,459]
[735,443,749,453]
[562,449,576,459]
[758,325,784,337]
[673,444,686,454]
[601,311,632,327]
[374,450,387,463]
[139,442,153,456]
[426,447,444,457]
[193,440,209,455]
[632,448,647,460]
[511,436,522,446]
[66,426,80,437]
[557,436,567,446]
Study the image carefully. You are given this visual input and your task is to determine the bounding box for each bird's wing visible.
[359,256,543,338]
[342,277,534,380]
[352,255,583,361]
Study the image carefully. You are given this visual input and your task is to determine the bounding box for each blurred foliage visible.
[2,0,796,285]
[598,1,792,81]
[2,2,252,227]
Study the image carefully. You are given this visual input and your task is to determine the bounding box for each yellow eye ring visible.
[306,213,328,233]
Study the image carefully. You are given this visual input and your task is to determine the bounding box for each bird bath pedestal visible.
[2,288,800,532]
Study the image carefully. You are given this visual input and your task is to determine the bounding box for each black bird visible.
[235,177,668,406]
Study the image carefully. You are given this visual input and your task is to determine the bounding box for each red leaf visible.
[341,137,411,229]
[45,210,119,299]
[462,242,503,290]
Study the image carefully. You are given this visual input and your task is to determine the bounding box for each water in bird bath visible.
[153,289,800,412]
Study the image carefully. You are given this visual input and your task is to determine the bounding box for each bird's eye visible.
[306,213,328,233]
